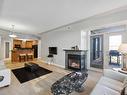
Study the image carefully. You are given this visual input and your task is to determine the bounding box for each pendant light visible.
[9,25,17,38]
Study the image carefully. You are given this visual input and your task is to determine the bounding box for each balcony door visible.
[90,35,103,69]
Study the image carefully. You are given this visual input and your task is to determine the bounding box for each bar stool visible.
[19,54,26,62]
[47,54,54,64]
[27,53,34,61]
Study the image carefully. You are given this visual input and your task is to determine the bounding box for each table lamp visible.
[118,44,127,71]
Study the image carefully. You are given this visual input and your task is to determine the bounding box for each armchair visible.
[0,60,11,87]
[0,76,4,81]
[0,69,11,87]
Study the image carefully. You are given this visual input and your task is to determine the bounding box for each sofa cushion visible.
[104,69,127,82]
[90,84,120,95]
[98,76,123,92]
[0,69,11,87]
[121,88,124,95]
[121,86,127,95]
[124,86,127,95]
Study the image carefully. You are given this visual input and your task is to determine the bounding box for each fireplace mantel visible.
[64,49,87,71]
[63,49,87,52]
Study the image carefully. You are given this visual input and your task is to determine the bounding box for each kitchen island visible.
[11,48,34,62]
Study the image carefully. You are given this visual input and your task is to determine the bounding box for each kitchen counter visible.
[11,48,34,62]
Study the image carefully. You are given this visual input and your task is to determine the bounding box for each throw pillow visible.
[123,77,127,87]
[121,87,125,95]
[121,86,127,95]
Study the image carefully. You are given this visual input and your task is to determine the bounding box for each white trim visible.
[38,40,42,58]
[3,58,11,61]
[39,59,65,68]
[88,67,103,73]
[52,63,65,68]
[37,57,42,59]
[38,59,47,63]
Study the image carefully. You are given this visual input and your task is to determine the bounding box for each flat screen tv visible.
[49,47,57,55]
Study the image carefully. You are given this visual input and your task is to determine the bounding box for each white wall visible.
[41,7,127,69]
[41,27,81,67]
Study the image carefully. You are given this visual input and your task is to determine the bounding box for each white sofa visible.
[0,60,11,87]
[90,69,127,95]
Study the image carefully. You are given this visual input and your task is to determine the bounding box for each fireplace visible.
[68,54,81,70]
[64,50,87,71]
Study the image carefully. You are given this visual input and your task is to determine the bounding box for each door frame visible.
[38,40,41,59]
[90,34,104,69]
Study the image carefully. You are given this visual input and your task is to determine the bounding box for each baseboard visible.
[88,67,103,73]
[39,60,65,68]
[37,57,42,59]
[3,58,11,61]
[52,63,65,68]
[39,60,48,64]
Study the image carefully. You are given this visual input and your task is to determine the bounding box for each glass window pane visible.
[109,35,122,50]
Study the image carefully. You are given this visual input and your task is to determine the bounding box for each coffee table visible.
[25,62,39,72]
[112,68,127,74]
[51,71,88,95]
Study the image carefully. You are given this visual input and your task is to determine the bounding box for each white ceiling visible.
[0,0,127,34]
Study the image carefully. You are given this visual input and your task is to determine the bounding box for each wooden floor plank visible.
[0,60,102,95]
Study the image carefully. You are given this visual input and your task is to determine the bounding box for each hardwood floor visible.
[0,60,102,95]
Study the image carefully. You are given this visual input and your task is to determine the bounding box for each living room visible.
[1,0,127,95]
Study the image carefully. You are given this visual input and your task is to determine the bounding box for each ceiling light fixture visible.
[9,25,17,38]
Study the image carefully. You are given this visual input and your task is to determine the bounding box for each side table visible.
[112,68,127,74]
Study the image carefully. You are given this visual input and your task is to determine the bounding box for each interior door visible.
[90,35,103,69]
[32,45,38,58]
[5,42,10,58]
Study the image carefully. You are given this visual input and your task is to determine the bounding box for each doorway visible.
[90,35,103,69]
[32,45,38,58]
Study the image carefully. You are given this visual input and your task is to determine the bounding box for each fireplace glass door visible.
[68,54,81,70]
[90,35,103,69]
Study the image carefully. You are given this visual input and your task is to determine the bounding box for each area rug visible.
[12,66,52,83]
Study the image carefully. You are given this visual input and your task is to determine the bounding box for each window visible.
[109,35,122,50]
